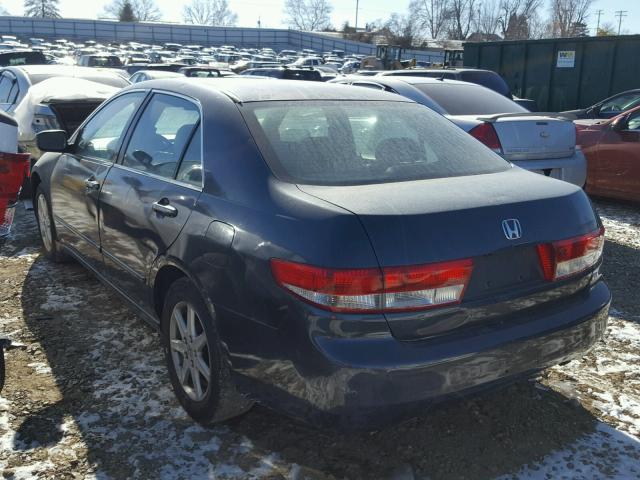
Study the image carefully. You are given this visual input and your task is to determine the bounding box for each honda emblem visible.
[502,219,522,240]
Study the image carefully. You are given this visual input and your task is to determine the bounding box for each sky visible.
[0,0,638,34]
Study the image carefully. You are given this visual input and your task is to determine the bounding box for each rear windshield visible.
[459,71,511,97]
[242,101,509,186]
[413,84,526,116]
[0,52,46,67]
[89,56,123,67]
[282,70,320,81]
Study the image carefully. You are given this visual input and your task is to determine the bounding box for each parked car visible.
[0,65,129,159]
[378,68,538,111]
[124,63,187,76]
[129,70,182,83]
[0,50,48,67]
[77,54,123,69]
[289,56,324,67]
[32,79,610,428]
[331,76,586,186]
[241,67,321,81]
[561,89,640,120]
[575,106,640,202]
[178,66,236,78]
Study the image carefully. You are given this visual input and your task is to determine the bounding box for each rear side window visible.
[122,93,200,180]
[176,124,202,187]
[243,101,509,186]
[460,71,510,97]
[414,84,526,115]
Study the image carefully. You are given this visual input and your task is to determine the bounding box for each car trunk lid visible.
[460,114,577,161]
[298,167,599,340]
[47,100,103,136]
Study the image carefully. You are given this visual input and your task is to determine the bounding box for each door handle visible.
[152,200,178,217]
[84,178,100,191]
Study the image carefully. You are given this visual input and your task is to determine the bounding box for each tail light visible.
[537,227,605,281]
[270,258,473,313]
[469,122,502,153]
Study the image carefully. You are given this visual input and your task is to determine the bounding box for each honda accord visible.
[31,79,611,428]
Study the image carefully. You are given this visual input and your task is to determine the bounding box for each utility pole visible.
[355,0,359,31]
[615,10,628,35]
[595,9,604,34]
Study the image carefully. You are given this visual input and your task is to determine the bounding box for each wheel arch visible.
[150,257,217,324]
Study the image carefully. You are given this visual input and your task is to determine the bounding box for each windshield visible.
[242,101,509,186]
[413,83,526,116]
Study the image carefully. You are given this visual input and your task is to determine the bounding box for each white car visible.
[0,65,129,160]
[331,76,586,187]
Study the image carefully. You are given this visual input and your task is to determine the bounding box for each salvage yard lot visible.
[0,201,639,480]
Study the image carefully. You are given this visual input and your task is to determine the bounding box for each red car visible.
[576,106,640,202]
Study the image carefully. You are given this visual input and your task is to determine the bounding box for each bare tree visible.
[410,0,450,39]
[183,0,238,26]
[105,0,162,22]
[548,0,593,37]
[496,0,542,39]
[284,0,333,31]
[381,13,418,47]
[448,0,477,39]
[24,0,61,18]
[134,0,162,21]
[475,0,500,37]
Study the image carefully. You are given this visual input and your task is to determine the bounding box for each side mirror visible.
[36,130,68,153]
[611,116,627,131]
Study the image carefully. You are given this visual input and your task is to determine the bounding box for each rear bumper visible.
[239,280,610,428]
[511,149,586,187]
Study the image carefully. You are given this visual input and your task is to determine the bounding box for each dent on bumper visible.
[237,281,610,426]
[512,149,587,187]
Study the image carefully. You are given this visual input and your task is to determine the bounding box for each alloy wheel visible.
[169,301,211,402]
[36,193,53,252]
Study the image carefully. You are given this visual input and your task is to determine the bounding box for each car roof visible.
[13,65,124,77]
[130,78,415,103]
[355,75,476,88]
[136,70,182,78]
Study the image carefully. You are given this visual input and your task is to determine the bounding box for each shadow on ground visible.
[601,240,640,323]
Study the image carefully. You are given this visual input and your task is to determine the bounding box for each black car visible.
[0,50,47,67]
[241,66,322,81]
[31,79,610,428]
[379,68,538,111]
[561,89,640,119]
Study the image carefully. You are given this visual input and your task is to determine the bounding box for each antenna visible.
[615,10,628,35]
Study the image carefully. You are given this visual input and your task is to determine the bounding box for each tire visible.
[161,278,253,424]
[34,185,69,262]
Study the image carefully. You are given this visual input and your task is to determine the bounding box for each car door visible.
[593,110,640,201]
[49,92,147,269]
[98,92,202,309]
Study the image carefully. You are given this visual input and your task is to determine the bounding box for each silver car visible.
[330,76,586,187]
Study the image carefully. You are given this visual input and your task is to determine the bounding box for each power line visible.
[615,10,628,35]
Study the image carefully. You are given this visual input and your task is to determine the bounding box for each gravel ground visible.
[0,200,639,480]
